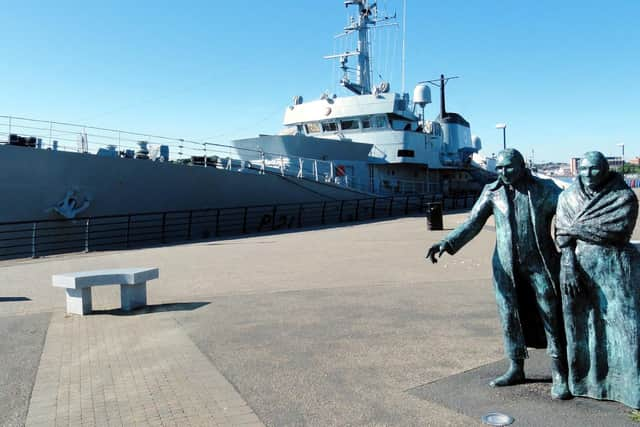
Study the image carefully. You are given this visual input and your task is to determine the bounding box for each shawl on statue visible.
[555,172,638,248]
[555,172,640,409]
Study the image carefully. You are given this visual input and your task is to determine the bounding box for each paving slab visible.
[0,312,51,427]
[409,349,640,426]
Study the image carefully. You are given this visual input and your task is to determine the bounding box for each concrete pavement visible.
[1,211,639,426]
[0,312,50,427]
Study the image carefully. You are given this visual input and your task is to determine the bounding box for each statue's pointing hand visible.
[426,242,446,264]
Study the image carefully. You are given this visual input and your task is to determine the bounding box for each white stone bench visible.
[52,268,159,315]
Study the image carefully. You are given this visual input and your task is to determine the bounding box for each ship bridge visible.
[282,92,419,133]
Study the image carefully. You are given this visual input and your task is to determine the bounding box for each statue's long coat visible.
[443,174,561,353]
[555,172,640,409]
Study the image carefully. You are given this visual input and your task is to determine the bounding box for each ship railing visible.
[0,115,361,192]
[0,114,240,161]
[371,178,441,195]
[0,192,480,261]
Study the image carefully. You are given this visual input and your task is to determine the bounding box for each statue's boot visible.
[489,358,525,387]
[550,357,571,400]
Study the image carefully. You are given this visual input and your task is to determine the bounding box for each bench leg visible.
[120,282,147,311]
[66,288,92,316]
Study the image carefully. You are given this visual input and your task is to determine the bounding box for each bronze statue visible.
[426,148,570,399]
[555,151,640,408]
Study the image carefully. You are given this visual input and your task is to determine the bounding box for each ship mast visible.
[422,74,459,118]
[325,0,397,96]
[353,0,372,94]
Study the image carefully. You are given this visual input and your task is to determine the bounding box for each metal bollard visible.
[426,203,443,231]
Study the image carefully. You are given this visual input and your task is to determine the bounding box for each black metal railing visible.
[0,193,479,260]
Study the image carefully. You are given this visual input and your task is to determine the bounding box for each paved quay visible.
[2,209,640,426]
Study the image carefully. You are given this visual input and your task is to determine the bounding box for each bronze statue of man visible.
[426,148,570,399]
[555,151,640,408]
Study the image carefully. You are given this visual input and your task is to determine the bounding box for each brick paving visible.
[25,311,263,427]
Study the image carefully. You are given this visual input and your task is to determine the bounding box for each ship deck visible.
[2,207,640,426]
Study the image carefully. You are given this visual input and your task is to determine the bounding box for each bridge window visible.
[305,122,321,133]
[361,115,387,130]
[322,121,338,132]
[372,115,387,128]
[340,119,358,131]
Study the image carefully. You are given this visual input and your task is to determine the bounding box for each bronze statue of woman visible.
[555,151,640,409]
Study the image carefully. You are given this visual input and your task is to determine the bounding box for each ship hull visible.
[0,145,370,223]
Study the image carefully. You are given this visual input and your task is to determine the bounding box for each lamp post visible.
[617,143,625,172]
[495,123,507,149]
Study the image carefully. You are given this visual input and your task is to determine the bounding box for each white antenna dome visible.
[413,83,432,107]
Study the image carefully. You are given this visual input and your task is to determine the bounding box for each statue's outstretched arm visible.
[425,187,492,264]
[425,241,452,264]
[442,188,493,253]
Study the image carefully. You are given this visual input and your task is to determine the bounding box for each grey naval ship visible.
[232,0,492,198]
[0,0,491,225]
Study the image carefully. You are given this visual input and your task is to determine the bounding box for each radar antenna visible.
[420,74,460,118]
[324,1,398,95]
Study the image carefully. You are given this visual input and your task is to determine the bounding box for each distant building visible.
[629,157,640,166]
[570,158,580,176]
[570,156,623,175]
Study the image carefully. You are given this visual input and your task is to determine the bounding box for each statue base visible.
[408,349,637,426]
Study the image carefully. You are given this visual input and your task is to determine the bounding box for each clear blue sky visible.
[2,0,638,163]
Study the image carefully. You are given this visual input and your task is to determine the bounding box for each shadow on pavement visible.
[0,296,31,302]
[91,301,210,316]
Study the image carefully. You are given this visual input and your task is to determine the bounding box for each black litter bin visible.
[426,202,443,231]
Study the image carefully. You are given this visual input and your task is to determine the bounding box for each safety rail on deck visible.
[0,115,367,191]
[0,193,479,260]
